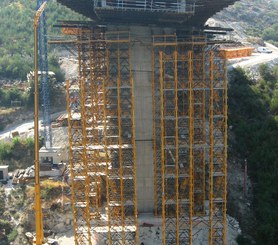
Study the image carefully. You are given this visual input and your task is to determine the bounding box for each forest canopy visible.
[0,0,85,80]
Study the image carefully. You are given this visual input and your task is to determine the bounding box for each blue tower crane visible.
[36,0,52,148]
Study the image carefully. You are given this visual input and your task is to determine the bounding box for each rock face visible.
[214,0,278,42]
[24,202,73,234]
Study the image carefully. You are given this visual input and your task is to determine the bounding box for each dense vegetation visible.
[0,184,31,244]
[219,0,278,46]
[0,187,18,245]
[0,76,63,109]
[229,65,278,244]
[0,0,84,80]
[0,137,44,171]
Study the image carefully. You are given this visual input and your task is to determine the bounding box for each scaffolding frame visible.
[66,29,227,245]
[67,28,138,245]
[208,51,228,245]
[152,35,227,245]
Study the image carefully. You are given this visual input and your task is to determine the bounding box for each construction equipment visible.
[34,3,46,245]
[37,0,53,148]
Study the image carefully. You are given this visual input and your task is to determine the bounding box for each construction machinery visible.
[37,0,52,148]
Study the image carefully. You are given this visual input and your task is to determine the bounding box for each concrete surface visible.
[131,26,155,213]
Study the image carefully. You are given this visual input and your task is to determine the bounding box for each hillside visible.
[228,65,278,244]
[0,0,277,81]
[0,0,85,80]
[214,0,278,45]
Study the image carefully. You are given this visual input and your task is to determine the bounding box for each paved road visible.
[0,120,39,141]
[0,111,66,142]
[231,42,278,68]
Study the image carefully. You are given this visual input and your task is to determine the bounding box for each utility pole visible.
[34,2,47,244]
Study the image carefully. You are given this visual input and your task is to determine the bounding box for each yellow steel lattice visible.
[153,37,227,245]
[66,30,227,245]
[66,28,138,245]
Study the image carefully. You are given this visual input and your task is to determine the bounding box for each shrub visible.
[12,137,21,147]
[0,141,12,160]
[229,67,278,244]
[236,235,252,245]
[24,137,34,149]
[0,219,12,234]
[7,229,18,242]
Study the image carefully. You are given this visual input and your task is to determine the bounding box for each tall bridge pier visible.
[57,0,236,244]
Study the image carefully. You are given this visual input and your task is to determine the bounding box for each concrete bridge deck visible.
[56,0,238,27]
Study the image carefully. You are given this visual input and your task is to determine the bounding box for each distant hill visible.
[0,0,277,80]
[0,0,84,80]
[214,0,278,45]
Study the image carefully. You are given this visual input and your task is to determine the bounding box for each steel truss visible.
[152,35,227,245]
[37,0,52,147]
[66,28,138,245]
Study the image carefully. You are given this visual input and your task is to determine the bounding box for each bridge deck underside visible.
[57,0,238,27]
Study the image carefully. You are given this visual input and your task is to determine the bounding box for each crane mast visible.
[37,0,52,148]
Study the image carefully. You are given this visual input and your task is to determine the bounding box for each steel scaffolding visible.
[66,28,138,245]
[152,35,227,245]
[66,28,227,245]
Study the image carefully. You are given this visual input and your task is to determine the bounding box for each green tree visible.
[229,67,278,244]
[0,141,12,160]
[0,0,85,81]
[270,94,278,114]
[259,64,276,83]
[263,23,278,42]
[49,54,65,83]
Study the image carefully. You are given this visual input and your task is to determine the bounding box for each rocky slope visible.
[213,0,278,45]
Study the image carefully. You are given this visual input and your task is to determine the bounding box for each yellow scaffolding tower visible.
[66,28,138,245]
[65,29,227,245]
[208,51,228,245]
[152,35,227,245]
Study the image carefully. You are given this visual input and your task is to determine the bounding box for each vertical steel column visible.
[34,5,45,243]
[104,48,112,245]
[116,46,126,244]
[223,59,228,245]
[130,46,139,245]
[66,81,78,245]
[188,51,194,245]
[174,50,180,245]
[79,78,93,244]
[159,51,166,245]
[201,49,206,215]
[209,51,214,245]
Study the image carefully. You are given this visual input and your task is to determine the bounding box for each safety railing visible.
[93,0,195,14]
